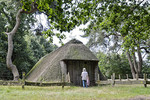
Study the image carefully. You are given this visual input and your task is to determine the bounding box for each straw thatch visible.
[26,39,99,83]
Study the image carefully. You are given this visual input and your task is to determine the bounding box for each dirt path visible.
[124,96,150,100]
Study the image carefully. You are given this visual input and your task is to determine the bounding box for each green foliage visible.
[83,0,150,51]
[20,0,96,39]
[25,33,57,64]
[142,55,150,75]
[0,1,13,80]
[107,1,149,50]
[0,1,57,80]
[97,51,131,78]
[142,63,150,75]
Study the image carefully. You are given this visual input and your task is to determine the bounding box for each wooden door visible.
[66,60,81,86]
[66,60,96,86]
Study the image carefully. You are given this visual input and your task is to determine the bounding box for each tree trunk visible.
[132,51,138,73]
[126,51,136,79]
[6,7,37,81]
[7,34,19,80]
[6,9,23,81]
[137,45,143,73]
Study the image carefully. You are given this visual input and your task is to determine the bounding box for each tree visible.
[0,14,9,79]
[0,0,56,80]
[24,33,57,64]
[82,0,150,78]
[3,0,93,80]
[97,51,131,78]
[0,1,30,79]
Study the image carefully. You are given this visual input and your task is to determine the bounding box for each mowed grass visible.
[0,85,150,100]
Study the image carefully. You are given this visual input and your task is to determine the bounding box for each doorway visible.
[65,60,96,86]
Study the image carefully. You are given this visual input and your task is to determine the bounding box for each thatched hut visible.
[26,39,101,86]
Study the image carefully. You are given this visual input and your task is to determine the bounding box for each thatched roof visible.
[26,39,99,82]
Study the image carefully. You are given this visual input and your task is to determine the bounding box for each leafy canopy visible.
[21,0,94,42]
[82,0,150,51]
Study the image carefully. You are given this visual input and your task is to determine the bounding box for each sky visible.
[53,25,89,46]
[36,13,88,47]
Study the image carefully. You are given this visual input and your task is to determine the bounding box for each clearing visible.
[0,85,150,100]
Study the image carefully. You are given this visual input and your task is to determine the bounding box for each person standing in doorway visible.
[81,68,88,88]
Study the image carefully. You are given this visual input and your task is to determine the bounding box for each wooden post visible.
[62,73,65,89]
[111,74,113,86]
[98,74,100,81]
[60,61,66,89]
[126,74,129,81]
[97,74,100,86]
[144,73,147,88]
[40,80,42,86]
[68,72,70,83]
[112,73,115,86]
[119,75,121,81]
[111,75,113,80]
[136,74,138,80]
[22,72,25,89]
[113,73,115,80]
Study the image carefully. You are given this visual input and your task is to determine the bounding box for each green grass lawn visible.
[0,85,150,100]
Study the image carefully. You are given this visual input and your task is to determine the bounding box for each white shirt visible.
[81,71,88,80]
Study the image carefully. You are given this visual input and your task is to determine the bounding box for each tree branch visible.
[104,33,121,38]
[122,0,145,22]
[140,47,150,53]
[7,9,23,35]
[21,2,38,14]
[22,8,38,14]
[1,8,12,24]
[131,0,144,11]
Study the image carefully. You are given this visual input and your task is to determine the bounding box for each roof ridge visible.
[66,39,83,44]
